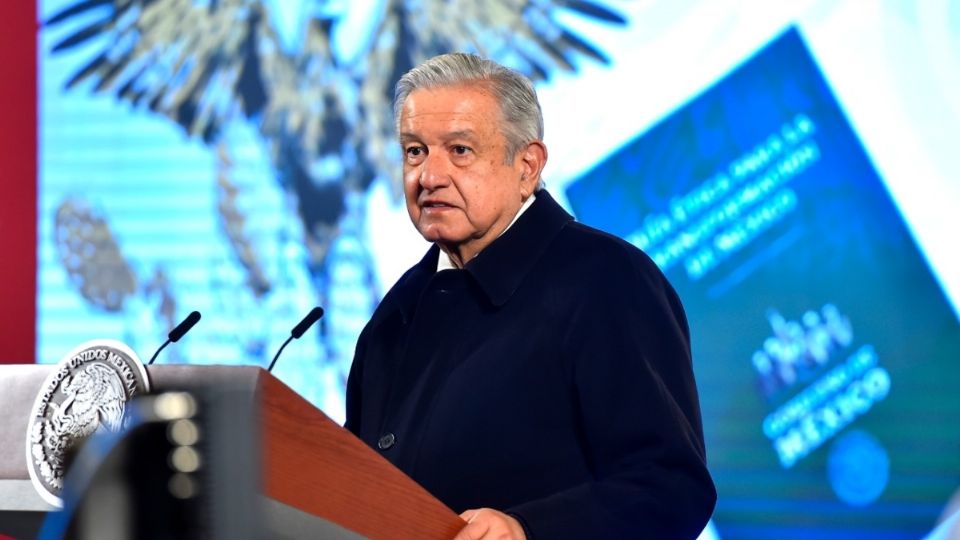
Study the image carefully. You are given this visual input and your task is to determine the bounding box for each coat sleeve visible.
[344,330,366,435]
[507,249,716,539]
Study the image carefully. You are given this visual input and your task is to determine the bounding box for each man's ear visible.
[519,141,548,197]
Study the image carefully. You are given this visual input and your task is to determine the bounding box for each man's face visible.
[399,84,540,264]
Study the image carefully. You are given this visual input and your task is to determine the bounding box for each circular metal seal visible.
[25,339,151,507]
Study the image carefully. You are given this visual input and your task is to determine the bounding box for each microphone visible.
[268,307,324,373]
[148,311,202,365]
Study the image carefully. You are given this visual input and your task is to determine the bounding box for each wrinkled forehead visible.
[398,84,506,140]
[401,83,501,117]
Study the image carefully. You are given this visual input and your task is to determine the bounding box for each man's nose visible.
[419,154,451,189]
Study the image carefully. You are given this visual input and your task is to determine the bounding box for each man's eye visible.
[452,145,470,155]
[406,146,424,157]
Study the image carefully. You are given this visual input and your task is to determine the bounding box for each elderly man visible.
[345,53,715,539]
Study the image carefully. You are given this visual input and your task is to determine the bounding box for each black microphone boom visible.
[268,307,325,373]
[148,311,202,366]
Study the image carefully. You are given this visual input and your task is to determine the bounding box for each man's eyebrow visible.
[398,130,479,144]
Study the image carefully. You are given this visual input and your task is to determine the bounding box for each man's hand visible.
[454,508,526,540]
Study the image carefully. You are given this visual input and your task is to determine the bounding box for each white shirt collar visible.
[437,193,537,272]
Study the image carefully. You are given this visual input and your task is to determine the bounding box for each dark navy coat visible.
[346,191,716,539]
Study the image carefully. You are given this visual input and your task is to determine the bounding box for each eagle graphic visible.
[44,0,629,368]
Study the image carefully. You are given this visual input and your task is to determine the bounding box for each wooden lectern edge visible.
[256,370,465,540]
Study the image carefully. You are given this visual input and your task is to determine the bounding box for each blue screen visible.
[38,2,960,537]
[566,28,960,539]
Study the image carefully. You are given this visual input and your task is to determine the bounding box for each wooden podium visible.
[0,364,464,539]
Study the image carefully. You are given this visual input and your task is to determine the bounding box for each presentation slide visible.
[567,28,960,539]
[33,2,960,537]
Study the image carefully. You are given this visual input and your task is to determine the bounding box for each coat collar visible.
[392,245,440,324]
[464,190,573,306]
[389,190,573,321]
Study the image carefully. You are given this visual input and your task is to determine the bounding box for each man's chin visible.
[416,226,463,246]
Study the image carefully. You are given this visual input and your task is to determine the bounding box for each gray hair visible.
[394,53,544,167]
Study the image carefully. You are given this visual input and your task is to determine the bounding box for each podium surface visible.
[0,364,464,539]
